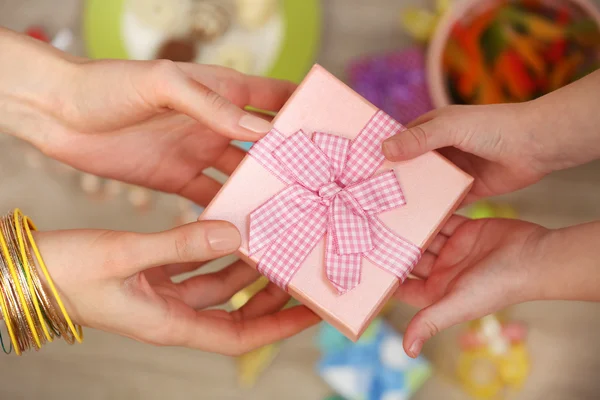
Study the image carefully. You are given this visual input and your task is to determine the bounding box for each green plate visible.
[83,0,322,84]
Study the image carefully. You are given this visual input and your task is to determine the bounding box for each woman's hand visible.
[33,221,319,355]
[0,28,294,205]
[382,70,600,205]
[396,216,548,358]
[383,103,549,205]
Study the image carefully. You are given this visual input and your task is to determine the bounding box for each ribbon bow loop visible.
[248,111,422,294]
[272,132,335,191]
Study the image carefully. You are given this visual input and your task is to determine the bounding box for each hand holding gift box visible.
[201,65,473,340]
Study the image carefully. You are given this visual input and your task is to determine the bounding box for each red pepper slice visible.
[556,6,571,26]
[496,50,536,101]
[454,9,500,98]
[544,39,567,63]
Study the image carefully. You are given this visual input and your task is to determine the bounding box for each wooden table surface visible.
[1,0,600,399]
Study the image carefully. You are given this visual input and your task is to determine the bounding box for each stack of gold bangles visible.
[0,209,82,355]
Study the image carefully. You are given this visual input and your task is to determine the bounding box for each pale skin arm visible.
[532,221,600,303]
[0,28,319,355]
[0,26,274,146]
[382,69,600,357]
[382,69,600,204]
[396,217,600,358]
[0,27,292,206]
[527,70,600,172]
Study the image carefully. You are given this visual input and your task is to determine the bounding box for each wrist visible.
[0,209,83,354]
[529,222,600,302]
[30,230,81,325]
[0,28,76,145]
[510,224,554,303]
[525,70,600,173]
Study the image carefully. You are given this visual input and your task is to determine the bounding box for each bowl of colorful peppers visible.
[427,0,600,107]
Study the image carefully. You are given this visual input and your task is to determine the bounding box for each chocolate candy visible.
[155,38,198,62]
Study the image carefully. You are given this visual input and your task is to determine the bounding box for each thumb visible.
[147,61,273,141]
[382,119,456,161]
[120,220,241,276]
[403,293,476,358]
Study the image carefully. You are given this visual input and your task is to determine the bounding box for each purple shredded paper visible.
[347,47,434,125]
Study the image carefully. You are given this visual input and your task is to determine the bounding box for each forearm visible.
[531,221,600,302]
[0,28,75,142]
[526,69,600,171]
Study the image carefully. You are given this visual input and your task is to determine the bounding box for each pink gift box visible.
[201,65,473,341]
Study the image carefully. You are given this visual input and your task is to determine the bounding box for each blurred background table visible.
[1,0,600,399]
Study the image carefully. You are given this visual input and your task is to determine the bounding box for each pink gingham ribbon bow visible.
[248,111,421,294]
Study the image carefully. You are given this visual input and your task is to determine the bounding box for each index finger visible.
[176,63,296,112]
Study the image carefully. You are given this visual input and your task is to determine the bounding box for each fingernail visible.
[409,339,424,358]
[239,114,272,134]
[382,139,402,160]
[207,226,240,251]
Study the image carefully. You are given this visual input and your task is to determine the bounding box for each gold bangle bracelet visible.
[4,214,54,344]
[0,209,83,355]
[15,211,74,343]
[2,216,46,348]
